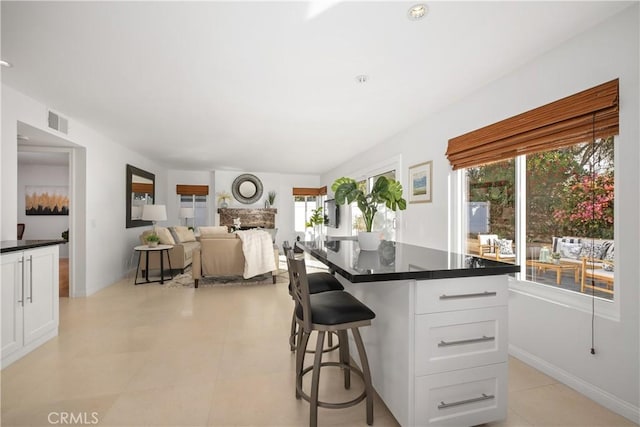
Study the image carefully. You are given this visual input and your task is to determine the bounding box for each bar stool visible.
[288,253,375,427]
[282,241,344,352]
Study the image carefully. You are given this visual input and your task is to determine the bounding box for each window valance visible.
[176,185,209,196]
[446,79,619,170]
[292,186,327,196]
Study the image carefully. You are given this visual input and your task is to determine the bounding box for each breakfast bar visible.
[296,239,519,427]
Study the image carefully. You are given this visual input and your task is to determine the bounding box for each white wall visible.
[17,163,70,257]
[2,85,167,296]
[214,170,320,248]
[322,5,639,422]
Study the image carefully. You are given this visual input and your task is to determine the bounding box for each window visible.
[462,139,614,299]
[176,185,209,229]
[464,159,516,261]
[453,80,618,301]
[179,194,208,228]
[294,195,321,232]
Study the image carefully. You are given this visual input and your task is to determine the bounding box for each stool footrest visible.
[297,361,367,409]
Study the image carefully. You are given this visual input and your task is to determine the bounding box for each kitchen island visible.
[296,239,519,427]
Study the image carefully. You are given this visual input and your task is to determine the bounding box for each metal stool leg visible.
[338,329,351,389]
[352,327,374,426]
[310,330,325,427]
[296,330,310,400]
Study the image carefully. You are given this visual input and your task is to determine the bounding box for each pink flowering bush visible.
[553,171,614,238]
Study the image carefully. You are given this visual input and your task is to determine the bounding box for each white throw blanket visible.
[235,230,276,279]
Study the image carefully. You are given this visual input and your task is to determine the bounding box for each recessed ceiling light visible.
[355,74,369,84]
[0,59,12,68]
[407,4,428,20]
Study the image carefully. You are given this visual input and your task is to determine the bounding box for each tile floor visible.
[1,274,637,427]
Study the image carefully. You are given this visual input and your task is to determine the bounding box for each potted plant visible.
[267,190,277,206]
[331,176,407,250]
[305,206,324,239]
[146,233,160,248]
[217,191,231,208]
[551,252,561,264]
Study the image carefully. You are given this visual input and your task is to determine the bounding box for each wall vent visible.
[48,110,69,134]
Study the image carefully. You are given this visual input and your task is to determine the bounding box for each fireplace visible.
[218,208,277,229]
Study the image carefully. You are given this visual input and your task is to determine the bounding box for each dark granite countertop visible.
[1,240,66,254]
[295,239,520,283]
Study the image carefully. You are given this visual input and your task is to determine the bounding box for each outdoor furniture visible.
[478,234,516,262]
[526,259,579,285]
[581,258,614,295]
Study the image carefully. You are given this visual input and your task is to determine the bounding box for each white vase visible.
[358,231,381,251]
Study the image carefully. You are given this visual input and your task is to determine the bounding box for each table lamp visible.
[142,204,167,234]
[179,207,194,227]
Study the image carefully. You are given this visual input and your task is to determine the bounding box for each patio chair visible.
[477,234,516,262]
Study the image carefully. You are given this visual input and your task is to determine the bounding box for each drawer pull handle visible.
[438,335,495,347]
[438,393,495,410]
[440,291,497,300]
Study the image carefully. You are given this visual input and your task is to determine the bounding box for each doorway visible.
[17,121,85,298]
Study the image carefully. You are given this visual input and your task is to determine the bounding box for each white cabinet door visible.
[23,246,58,346]
[1,252,24,357]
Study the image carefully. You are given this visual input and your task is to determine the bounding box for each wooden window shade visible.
[131,183,153,194]
[292,186,327,196]
[176,185,209,196]
[446,79,619,170]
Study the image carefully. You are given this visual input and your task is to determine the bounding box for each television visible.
[324,199,340,228]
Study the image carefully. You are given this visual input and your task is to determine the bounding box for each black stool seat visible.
[296,290,375,326]
[288,272,344,295]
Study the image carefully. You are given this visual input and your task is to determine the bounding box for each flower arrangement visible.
[217,191,231,205]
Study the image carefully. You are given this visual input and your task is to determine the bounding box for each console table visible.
[296,239,519,426]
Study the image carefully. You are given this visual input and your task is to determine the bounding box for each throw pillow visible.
[604,244,615,262]
[579,242,607,260]
[602,260,614,272]
[173,226,196,243]
[155,227,175,245]
[497,239,514,255]
[168,227,181,244]
[559,242,582,259]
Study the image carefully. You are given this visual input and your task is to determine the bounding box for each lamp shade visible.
[142,204,167,222]
[179,207,194,219]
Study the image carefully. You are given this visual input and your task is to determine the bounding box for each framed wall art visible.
[408,161,432,203]
[25,185,69,215]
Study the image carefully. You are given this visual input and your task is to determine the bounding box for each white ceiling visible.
[1,1,633,174]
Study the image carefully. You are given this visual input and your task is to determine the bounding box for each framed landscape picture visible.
[408,161,432,203]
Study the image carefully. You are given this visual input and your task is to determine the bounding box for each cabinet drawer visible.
[416,275,508,314]
[414,363,507,427]
[415,307,507,376]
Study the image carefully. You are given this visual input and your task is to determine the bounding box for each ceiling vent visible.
[48,110,68,134]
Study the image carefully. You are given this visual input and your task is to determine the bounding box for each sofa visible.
[139,226,200,274]
[192,231,279,288]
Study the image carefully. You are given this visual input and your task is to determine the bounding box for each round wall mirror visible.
[231,174,263,204]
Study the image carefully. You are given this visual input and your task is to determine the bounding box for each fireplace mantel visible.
[218,208,277,229]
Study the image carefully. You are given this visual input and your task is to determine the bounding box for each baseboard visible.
[509,345,640,424]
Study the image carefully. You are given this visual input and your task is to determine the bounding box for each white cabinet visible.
[413,275,508,426]
[342,274,509,427]
[1,245,59,368]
